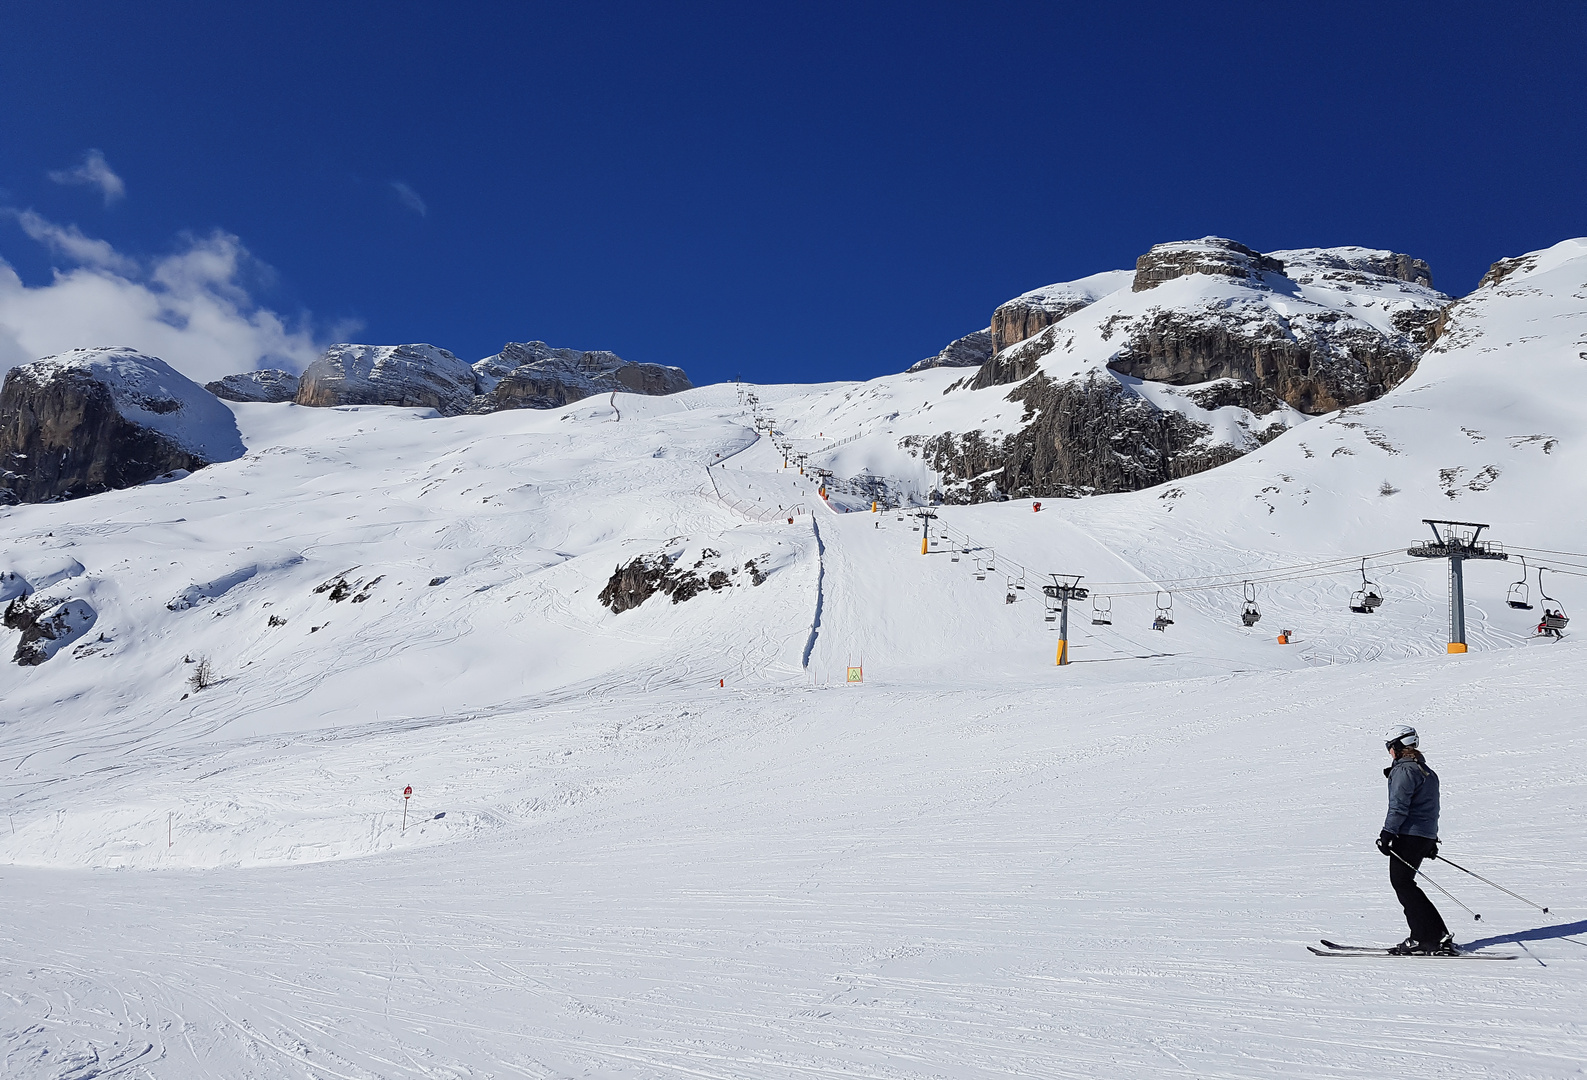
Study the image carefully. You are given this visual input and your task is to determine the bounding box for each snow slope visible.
[2,240,1585,1078]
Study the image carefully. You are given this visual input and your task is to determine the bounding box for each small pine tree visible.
[188,655,215,692]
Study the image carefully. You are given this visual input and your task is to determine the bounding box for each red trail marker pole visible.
[402,785,412,833]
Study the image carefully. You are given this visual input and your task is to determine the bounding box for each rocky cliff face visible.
[471,341,692,412]
[295,344,478,416]
[1,348,246,504]
[914,238,1446,501]
[906,329,994,373]
[206,369,300,403]
[1132,237,1286,292]
[289,340,693,417]
[988,270,1134,353]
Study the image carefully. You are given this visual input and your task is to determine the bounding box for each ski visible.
[1319,939,1385,951]
[1309,945,1517,960]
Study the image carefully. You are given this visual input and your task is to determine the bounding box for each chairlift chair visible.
[1538,567,1570,636]
[1044,593,1059,623]
[1091,595,1112,626]
[1152,591,1174,631]
[974,559,987,582]
[1349,558,1384,614]
[1240,581,1262,627]
[1507,556,1534,610]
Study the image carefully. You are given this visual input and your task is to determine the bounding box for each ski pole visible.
[1391,850,1481,921]
[1435,854,1549,914]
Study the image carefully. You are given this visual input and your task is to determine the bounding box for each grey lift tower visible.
[1407,519,1508,654]
[1043,574,1089,666]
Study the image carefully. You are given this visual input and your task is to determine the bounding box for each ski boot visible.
[1388,937,1429,955]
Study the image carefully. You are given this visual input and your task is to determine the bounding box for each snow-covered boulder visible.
[3,590,97,665]
[906,328,994,373]
[0,347,246,504]
[295,344,477,416]
[471,341,692,412]
[206,369,301,403]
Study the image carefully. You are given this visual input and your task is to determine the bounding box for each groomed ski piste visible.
[3,240,1586,1078]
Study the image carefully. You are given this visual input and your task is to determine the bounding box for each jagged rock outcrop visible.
[597,548,746,613]
[471,341,692,412]
[923,238,1447,500]
[295,344,477,416]
[0,348,246,503]
[908,372,1273,502]
[1271,246,1432,288]
[1132,238,1285,292]
[989,270,1133,353]
[906,329,993,373]
[4,591,97,665]
[206,369,300,403]
[1105,305,1426,414]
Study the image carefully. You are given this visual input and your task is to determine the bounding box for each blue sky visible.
[1,2,1583,386]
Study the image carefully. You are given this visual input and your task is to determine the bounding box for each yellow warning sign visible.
[846,666,863,683]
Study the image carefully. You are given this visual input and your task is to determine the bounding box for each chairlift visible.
[1043,591,1059,623]
[974,559,987,582]
[1349,558,1384,614]
[1240,581,1262,627]
[1507,556,1534,610]
[986,550,996,572]
[1091,595,1112,626]
[1015,570,1027,591]
[1537,567,1570,637]
[1152,591,1174,631]
[951,549,961,563]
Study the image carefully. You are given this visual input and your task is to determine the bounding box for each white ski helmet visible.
[1384,724,1419,750]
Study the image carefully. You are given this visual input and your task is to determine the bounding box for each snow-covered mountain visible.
[881,238,1451,500]
[2,239,1584,1079]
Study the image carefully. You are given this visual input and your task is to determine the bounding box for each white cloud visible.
[0,212,335,383]
[47,149,126,206]
[13,210,137,274]
[390,180,427,217]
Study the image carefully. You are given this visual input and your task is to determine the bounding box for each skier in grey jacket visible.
[1377,725,1454,955]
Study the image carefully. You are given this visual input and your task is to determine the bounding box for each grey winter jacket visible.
[1383,755,1440,839]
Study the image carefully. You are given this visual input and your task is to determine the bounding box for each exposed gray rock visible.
[1132,237,1286,292]
[0,348,245,503]
[1106,304,1425,414]
[907,372,1268,502]
[206,369,300,403]
[1270,246,1433,288]
[597,548,742,613]
[906,329,993,373]
[295,344,477,416]
[471,341,692,412]
[3,591,97,666]
[924,238,1447,501]
[989,270,1133,353]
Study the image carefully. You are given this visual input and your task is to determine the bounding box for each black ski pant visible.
[1389,834,1449,944]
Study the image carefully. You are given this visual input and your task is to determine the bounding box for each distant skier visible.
[1377,725,1456,955]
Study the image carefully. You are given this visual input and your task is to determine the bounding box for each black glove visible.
[1428,839,1439,860]
[1377,830,1396,856]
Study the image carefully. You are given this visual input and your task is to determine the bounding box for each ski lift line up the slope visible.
[908,508,1573,644]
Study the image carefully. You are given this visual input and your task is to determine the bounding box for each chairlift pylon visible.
[1241,580,1262,627]
[1507,556,1534,610]
[1349,558,1384,614]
